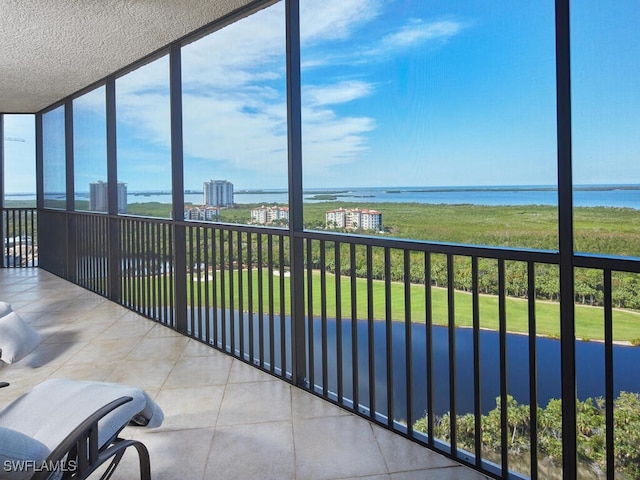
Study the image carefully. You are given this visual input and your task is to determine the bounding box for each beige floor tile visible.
[181,338,220,357]
[155,385,225,430]
[98,318,156,339]
[64,336,143,366]
[106,358,175,391]
[163,354,232,389]
[21,340,89,368]
[390,466,490,480]
[217,380,292,426]
[48,362,118,382]
[228,357,276,383]
[291,386,351,420]
[124,336,189,362]
[103,428,216,480]
[372,424,459,473]
[293,415,388,480]
[205,422,295,480]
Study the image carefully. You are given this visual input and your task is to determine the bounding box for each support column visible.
[286,0,306,386]
[106,77,122,302]
[170,43,188,334]
[555,1,577,478]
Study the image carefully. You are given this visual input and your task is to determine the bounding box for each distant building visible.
[89,181,127,213]
[251,205,289,225]
[203,180,233,207]
[184,206,220,221]
[326,207,382,231]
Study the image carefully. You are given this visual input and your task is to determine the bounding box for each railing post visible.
[286,0,306,385]
[555,0,577,478]
[170,43,188,334]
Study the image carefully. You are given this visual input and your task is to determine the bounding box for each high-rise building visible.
[89,181,128,213]
[203,180,233,207]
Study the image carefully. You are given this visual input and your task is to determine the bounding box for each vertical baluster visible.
[528,261,538,480]
[336,241,343,403]
[350,243,359,412]
[447,254,457,454]
[498,259,508,474]
[472,257,482,466]
[404,250,413,434]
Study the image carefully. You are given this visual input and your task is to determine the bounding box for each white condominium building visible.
[89,180,128,213]
[325,207,382,231]
[251,205,289,225]
[184,206,220,221]
[203,180,233,206]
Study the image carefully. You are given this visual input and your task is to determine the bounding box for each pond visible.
[198,310,640,423]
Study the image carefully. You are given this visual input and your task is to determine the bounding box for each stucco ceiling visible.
[0,0,261,113]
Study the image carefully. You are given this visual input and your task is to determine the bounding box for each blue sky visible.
[4,0,640,193]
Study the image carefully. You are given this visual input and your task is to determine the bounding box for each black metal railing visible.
[119,216,175,328]
[37,210,640,480]
[185,223,291,379]
[1,208,37,268]
[73,212,109,295]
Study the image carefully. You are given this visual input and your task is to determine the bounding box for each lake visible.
[199,311,640,423]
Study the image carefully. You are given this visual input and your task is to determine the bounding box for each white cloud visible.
[304,81,373,107]
[109,2,468,189]
[379,19,466,50]
[300,0,382,44]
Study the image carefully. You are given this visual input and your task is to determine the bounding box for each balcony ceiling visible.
[0,0,258,113]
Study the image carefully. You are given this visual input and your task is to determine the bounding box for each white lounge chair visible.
[0,379,164,480]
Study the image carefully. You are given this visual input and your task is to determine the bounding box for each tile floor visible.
[0,268,489,480]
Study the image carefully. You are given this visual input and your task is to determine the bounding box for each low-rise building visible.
[251,205,289,225]
[184,205,221,221]
[325,207,382,231]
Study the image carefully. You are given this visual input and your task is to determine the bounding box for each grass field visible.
[187,268,640,343]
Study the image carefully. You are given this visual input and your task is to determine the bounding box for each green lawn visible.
[187,268,640,342]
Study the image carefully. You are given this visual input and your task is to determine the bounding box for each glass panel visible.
[42,106,66,209]
[73,86,108,212]
[181,1,287,225]
[3,114,36,207]
[300,0,558,250]
[572,2,640,258]
[116,55,171,217]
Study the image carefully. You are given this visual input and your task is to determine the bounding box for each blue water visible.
[20,184,640,209]
[192,185,640,208]
[202,310,640,422]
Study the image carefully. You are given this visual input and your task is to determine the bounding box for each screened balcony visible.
[2,1,640,480]
[0,267,486,479]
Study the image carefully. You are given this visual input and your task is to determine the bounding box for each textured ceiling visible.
[0,0,259,113]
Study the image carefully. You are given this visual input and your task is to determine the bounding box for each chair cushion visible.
[0,311,41,364]
[0,426,50,480]
[0,379,163,452]
[0,301,11,318]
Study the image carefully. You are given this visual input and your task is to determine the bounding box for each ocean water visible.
[8,185,640,209]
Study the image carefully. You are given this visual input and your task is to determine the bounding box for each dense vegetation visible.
[413,392,640,479]
[206,201,640,311]
[7,199,640,312]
